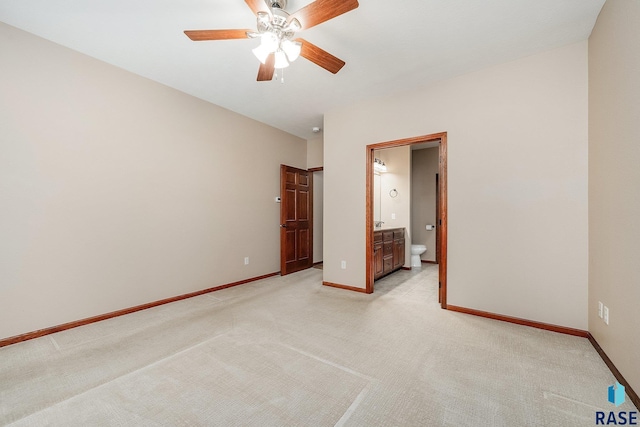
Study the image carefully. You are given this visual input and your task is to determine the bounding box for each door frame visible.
[308,167,324,267]
[365,132,448,308]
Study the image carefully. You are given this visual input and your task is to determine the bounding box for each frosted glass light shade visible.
[274,50,289,68]
[260,32,278,52]
[282,40,301,62]
[252,45,271,64]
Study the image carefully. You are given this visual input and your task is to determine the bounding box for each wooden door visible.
[280,165,313,275]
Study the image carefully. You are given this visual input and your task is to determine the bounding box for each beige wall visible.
[376,147,411,267]
[324,42,588,329]
[589,0,640,393]
[411,148,439,262]
[0,23,306,340]
[307,136,323,169]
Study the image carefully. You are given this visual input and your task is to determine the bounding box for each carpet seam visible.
[6,332,228,425]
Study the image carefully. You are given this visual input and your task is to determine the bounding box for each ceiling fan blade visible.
[290,0,359,30]
[257,54,276,81]
[295,38,345,74]
[184,29,252,41]
[245,0,271,16]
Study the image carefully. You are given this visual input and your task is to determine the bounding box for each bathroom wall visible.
[376,146,411,267]
[0,23,306,340]
[411,147,439,262]
[588,0,640,394]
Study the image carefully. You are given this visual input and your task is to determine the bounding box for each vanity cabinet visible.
[373,232,384,278]
[373,228,405,280]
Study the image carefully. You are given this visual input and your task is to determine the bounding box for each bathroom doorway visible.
[366,132,448,307]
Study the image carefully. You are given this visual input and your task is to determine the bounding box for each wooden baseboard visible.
[0,272,280,348]
[322,281,369,293]
[446,305,589,337]
[421,260,437,264]
[312,261,323,266]
[588,333,639,410]
[401,267,411,271]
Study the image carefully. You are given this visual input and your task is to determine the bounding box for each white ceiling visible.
[0,0,605,140]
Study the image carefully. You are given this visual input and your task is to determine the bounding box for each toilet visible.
[410,244,427,268]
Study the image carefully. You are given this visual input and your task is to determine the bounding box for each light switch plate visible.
[598,301,603,318]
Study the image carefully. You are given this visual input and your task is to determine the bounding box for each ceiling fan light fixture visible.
[274,50,290,69]
[282,40,301,62]
[252,44,271,64]
[260,32,279,52]
[185,0,358,82]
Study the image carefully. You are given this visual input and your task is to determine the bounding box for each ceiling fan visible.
[184,0,359,81]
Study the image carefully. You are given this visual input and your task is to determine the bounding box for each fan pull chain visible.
[273,68,285,84]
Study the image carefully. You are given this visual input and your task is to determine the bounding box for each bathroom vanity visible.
[373,228,405,280]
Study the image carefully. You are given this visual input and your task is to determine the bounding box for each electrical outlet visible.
[244,257,249,265]
[341,260,347,269]
[598,301,603,318]
[391,213,396,220]
[603,306,609,325]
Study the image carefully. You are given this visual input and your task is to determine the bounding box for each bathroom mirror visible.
[374,173,381,227]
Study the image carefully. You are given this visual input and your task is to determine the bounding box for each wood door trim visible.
[588,333,640,410]
[0,271,280,348]
[446,305,589,337]
[322,281,368,293]
[366,131,447,305]
[308,167,323,172]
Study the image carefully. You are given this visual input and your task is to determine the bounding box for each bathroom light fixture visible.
[374,158,387,173]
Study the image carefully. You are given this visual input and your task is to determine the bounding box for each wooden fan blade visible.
[290,0,359,30]
[245,0,270,16]
[296,38,345,74]
[184,29,252,41]
[257,54,276,81]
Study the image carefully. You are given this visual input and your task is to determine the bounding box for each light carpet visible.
[0,265,634,426]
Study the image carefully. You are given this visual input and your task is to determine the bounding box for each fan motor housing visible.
[269,0,287,10]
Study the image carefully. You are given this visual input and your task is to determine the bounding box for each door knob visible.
[280,224,287,228]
